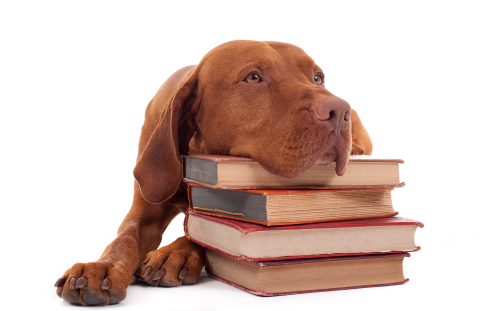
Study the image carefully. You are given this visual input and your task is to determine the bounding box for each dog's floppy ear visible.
[351,109,373,155]
[133,69,199,204]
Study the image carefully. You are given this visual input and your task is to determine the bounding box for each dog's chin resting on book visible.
[242,113,353,179]
[255,140,352,179]
[196,107,353,180]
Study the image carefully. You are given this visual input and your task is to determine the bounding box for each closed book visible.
[185,210,423,262]
[183,154,405,190]
[189,185,398,226]
[206,249,410,296]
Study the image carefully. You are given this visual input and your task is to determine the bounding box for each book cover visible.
[206,250,411,296]
[189,184,398,226]
[183,154,405,190]
[185,210,423,261]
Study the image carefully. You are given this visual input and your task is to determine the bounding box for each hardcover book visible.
[185,210,423,261]
[183,154,405,189]
[206,249,410,296]
[189,185,397,226]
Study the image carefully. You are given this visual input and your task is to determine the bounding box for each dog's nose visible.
[312,97,351,134]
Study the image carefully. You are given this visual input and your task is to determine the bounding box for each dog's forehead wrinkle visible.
[248,58,278,70]
[267,43,317,75]
[301,57,318,70]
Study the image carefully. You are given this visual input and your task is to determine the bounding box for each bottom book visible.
[206,249,410,296]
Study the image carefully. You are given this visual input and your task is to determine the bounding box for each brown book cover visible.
[185,210,423,261]
[206,249,410,296]
[183,154,405,190]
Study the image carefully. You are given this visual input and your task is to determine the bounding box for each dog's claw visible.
[153,268,166,280]
[142,266,152,278]
[75,277,88,289]
[69,277,77,289]
[179,267,188,280]
[135,264,145,276]
[55,277,67,287]
[101,278,112,290]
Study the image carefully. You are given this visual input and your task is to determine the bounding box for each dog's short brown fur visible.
[54,40,372,305]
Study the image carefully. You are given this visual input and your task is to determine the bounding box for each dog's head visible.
[134,40,353,204]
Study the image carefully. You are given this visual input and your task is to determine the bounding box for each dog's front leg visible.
[54,184,203,306]
[133,186,205,287]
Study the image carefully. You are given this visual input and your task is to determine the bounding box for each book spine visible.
[190,186,268,223]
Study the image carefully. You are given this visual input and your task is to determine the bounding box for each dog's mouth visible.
[258,149,349,178]
[256,129,351,178]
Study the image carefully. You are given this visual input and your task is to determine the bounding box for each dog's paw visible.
[54,260,134,306]
[136,236,205,287]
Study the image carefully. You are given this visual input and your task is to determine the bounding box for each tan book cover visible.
[206,249,410,296]
[184,154,404,190]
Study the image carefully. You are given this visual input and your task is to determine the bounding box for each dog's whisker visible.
[264,136,286,155]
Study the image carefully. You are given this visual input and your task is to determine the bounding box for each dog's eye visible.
[314,74,323,85]
[245,74,261,84]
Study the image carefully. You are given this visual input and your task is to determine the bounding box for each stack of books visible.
[183,154,423,296]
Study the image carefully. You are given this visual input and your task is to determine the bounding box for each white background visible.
[1,1,479,310]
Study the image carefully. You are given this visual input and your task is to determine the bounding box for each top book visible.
[183,154,404,190]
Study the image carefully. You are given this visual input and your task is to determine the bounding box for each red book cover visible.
[184,210,423,262]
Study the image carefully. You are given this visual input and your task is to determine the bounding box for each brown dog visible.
[54,40,373,305]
